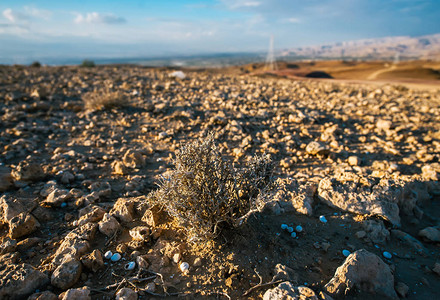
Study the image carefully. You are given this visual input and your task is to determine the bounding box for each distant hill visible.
[280,33,440,60]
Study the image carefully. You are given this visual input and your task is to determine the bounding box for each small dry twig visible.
[242,269,283,297]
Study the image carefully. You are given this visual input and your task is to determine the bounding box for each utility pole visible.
[265,35,278,71]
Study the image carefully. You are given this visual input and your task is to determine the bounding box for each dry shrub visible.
[148,134,274,242]
[82,88,128,111]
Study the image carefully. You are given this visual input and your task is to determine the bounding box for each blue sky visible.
[1,0,439,63]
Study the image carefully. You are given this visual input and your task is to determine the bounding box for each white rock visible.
[179,262,189,273]
[104,251,113,259]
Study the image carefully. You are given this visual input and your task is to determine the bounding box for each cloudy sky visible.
[1,0,439,64]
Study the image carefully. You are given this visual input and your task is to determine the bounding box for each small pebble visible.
[287,227,294,233]
[383,251,392,259]
[104,251,113,259]
[342,249,351,257]
[295,225,303,232]
[111,253,121,262]
[281,224,288,230]
[319,216,327,223]
[61,202,67,208]
[179,262,190,272]
[125,261,136,270]
[291,232,297,238]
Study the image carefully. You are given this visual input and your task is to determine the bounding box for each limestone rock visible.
[263,282,318,300]
[112,161,127,175]
[0,237,17,254]
[141,206,167,227]
[273,264,298,283]
[129,226,151,241]
[52,224,97,265]
[98,213,121,237]
[362,219,390,244]
[395,282,409,298]
[81,249,104,272]
[12,161,45,182]
[273,178,316,215]
[123,150,145,169]
[110,198,135,223]
[324,249,397,299]
[59,287,91,300]
[74,205,105,226]
[9,212,40,239]
[0,166,14,192]
[317,173,405,226]
[28,291,57,300]
[0,195,25,224]
[51,257,82,290]
[44,189,72,207]
[0,263,49,300]
[116,288,138,300]
[418,227,440,242]
[306,141,329,156]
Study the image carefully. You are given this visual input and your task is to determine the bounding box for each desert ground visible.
[0,62,439,300]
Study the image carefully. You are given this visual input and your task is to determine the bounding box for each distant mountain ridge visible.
[280,33,440,60]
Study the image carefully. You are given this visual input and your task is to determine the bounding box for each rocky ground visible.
[0,65,439,300]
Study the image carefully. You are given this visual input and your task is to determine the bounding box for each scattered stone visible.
[306,141,329,156]
[362,219,390,244]
[0,166,14,192]
[116,288,138,300]
[28,290,58,300]
[142,206,167,227]
[44,188,72,207]
[98,213,121,237]
[51,256,83,290]
[273,264,298,283]
[0,263,49,300]
[318,174,408,226]
[418,226,440,242]
[12,161,45,182]
[193,257,202,267]
[391,230,427,254]
[81,249,104,272]
[348,156,361,166]
[59,287,91,300]
[8,212,40,239]
[110,198,135,223]
[123,150,145,169]
[0,237,17,254]
[395,282,409,298]
[129,226,151,241]
[263,282,318,300]
[324,249,397,299]
[355,231,366,239]
[432,262,440,276]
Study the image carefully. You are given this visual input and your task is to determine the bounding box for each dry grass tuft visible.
[148,134,274,242]
[82,87,128,111]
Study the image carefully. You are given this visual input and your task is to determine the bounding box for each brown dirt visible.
[0,64,439,299]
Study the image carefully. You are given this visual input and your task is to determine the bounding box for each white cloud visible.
[3,8,28,23]
[287,17,301,23]
[2,7,52,23]
[74,12,126,24]
[24,6,52,20]
[222,0,262,9]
